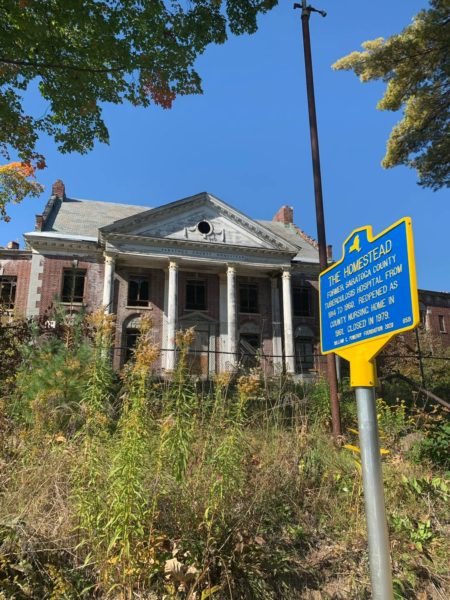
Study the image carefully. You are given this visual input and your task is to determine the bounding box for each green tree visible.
[0,0,276,166]
[333,0,449,190]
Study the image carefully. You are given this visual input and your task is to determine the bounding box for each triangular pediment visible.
[99,192,298,253]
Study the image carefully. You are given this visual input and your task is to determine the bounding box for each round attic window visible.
[197,220,211,235]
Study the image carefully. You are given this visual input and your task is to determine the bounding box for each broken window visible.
[125,328,140,362]
[186,280,207,310]
[293,286,312,317]
[239,283,258,313]
[294,325,315,373]
[239,333,261,368]
[61,269,85,303]
[0,276,17,309]
[128,276,150,307]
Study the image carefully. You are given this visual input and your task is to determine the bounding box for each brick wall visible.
[419,312,450,349]
[398,291,450,352]
[38,255,104,316]
[0,252,31,316]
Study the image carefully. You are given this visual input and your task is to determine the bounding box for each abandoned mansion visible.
[2,181,448,376]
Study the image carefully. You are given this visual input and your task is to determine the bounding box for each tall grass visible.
[0,313,449,599]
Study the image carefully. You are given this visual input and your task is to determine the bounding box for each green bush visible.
[414,419,450,471]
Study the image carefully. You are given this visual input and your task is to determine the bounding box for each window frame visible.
[239,333,261,368]
[438,315,447,333]
[61,268,86,304]
[185,279,207,311]
[124,327,140,362]
[295,337,315,372]
[127,275,151,308]
[0,275,17,310]
[239,283,259,314]
[293,285,312,317]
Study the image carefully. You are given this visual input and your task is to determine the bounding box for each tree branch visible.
[0,56,138,74]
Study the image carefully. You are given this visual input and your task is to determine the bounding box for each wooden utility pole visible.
[294,1,341,437]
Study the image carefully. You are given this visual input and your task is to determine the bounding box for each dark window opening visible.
[186,280,207,310]
[439,315,446,333]
[419,302,427,328]
[128,277,150,307]
[125,328,140,362]
[295,337,314,372]
[197,220,211,234]
[0,276,17,309]
[239,333,261,368]
[239,283,258,313]
[293,286,312,317]
[61,269,85,303]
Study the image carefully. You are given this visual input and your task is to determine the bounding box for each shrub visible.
[413,419,450,471]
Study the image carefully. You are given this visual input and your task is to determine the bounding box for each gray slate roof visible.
[43,198,148,237]
[41,197,319,262]
[258,220,319,262]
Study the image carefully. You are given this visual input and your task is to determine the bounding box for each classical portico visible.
[101,259,297,375]
[96,191,315,376]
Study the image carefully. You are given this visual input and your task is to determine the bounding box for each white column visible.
[271,276,283,372]
[162,268,169,370]
[282,268,296,374]
[26,251,44,317]
[227,265,237,369]
[166,260,178,371]
[219,272,228,372]
[102,253,116,313]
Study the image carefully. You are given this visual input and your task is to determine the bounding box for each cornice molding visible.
[24,235,101,255]
[0,249,32,258]
[99,192,298,253]
[105,232,297,259]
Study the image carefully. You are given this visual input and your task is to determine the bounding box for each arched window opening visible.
[239,322,261,369]
[125,329,139,362]
[123,316,142,363]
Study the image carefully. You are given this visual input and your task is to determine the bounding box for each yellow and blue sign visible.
[319,217,419,374]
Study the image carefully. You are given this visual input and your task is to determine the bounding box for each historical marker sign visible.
[319,217,419,357]
[319,217,420,600]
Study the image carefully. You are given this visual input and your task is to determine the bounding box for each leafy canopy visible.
[0,0,277,165]
[0,161,43,221]
[333,0,450,190]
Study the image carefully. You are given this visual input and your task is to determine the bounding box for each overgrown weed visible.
[0,312,449,598]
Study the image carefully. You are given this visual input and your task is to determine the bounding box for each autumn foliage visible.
[0,161,43,221]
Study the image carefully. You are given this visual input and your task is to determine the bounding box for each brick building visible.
[0,181,328,377]
[417,290,450,348]
[2,182,448,376]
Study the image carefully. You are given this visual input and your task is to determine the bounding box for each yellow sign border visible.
[319,217,419,385]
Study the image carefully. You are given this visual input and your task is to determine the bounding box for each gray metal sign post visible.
[319,218,420,599]
[356,384,394,600]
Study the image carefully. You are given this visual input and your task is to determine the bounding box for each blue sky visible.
[1,0,448,292]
